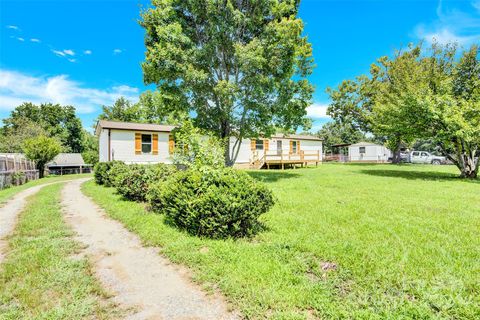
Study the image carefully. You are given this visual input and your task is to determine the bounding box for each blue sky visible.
[1,0,479,132]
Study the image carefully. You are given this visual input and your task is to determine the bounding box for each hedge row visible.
[93,162,275,239]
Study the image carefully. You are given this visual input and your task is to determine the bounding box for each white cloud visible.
[0,69,139,114]
[113,49,123,54]
[52,49,66,57]
[52,49,75,57]
[30,38,41,43]
[63,49,75,56]
[306,103,330,119]
[113,85,139,94]
[414,0,480,46]
[6,25,18,30]
[17,37,24,42]
[68,59,76,63]
[84,50,92,55]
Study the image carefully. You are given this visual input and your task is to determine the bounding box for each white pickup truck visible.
[410,151,446,165]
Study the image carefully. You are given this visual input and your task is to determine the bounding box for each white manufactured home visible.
[96,120,323,169]
[348,142,391,163]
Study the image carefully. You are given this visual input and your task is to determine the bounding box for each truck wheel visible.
[432,159,441,165]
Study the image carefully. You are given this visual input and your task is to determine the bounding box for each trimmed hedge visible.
[113,163,176,202]
[147,167,275,239]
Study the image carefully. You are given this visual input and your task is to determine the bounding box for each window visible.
[412,151,420,157]
[255,139,264,150]
[359,146,366,154]
[421,152,428,157]
[292,141,298,154]
[141,134,152,153]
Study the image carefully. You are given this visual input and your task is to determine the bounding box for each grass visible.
[0,173,92,205]
[0,183,118,319]
[82,164,480,319]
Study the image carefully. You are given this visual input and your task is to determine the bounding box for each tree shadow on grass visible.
[247,170,301,183]
[359,169,480,184]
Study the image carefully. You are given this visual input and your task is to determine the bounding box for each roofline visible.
[270,134,323,141]
[95,120,177,136]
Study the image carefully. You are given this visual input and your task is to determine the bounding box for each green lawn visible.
[82,164,480,319]
[0,183,118,319]
[0,173,92,205]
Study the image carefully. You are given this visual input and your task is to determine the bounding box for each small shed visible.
[348,142,391,163]
[47,153,92,175]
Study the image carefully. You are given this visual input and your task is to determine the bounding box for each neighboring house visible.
[96,120,323,169]
[47,153,92,175]
[348,142,391,163]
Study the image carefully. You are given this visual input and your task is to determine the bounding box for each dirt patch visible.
[61,178,238,320]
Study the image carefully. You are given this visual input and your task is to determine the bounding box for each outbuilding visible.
[348,142,391,163]
[47,153,92,175]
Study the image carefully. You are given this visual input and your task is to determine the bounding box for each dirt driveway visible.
[61,178,238,320]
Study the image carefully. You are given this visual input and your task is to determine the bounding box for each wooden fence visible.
[0,154,39,190]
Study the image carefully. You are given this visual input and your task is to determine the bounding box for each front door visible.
[277,140,282,155]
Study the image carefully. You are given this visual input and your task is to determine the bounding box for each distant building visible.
[47,153,92,175]
[348,142,391,163]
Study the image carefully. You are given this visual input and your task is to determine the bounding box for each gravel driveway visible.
[61,178,238,320]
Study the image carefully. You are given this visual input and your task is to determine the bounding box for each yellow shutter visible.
[297,140,300,153]
[251,139,256,150]
[264,140,269,151]
[289,140,293,154]
[135,133,141,155]
[152,134,158,155]
[168,134,175,154]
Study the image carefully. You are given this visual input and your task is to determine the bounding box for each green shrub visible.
[93,161,125,186]
[147,167,275,239]
[114,163,176,202]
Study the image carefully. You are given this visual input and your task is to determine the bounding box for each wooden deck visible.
[253,150,321,169]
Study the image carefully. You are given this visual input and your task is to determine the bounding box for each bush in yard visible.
[114,163,176,202]
[147,167,275,239]
[94,161,125,186]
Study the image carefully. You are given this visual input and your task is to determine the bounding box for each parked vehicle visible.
[410,151,446,165]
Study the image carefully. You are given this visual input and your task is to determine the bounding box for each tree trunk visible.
[220,121,234,167]
[391,140,402,164]
[224,138,234,167]
[37,163,45,178]
[458,154,478,179]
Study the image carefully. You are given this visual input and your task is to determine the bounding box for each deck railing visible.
[251,150,321,169]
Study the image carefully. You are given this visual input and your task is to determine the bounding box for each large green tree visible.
[2,103,84,153]
[97,97,142,123]
[330,43,480,178]
[98,95,188,125]
[0,118,47,153]
[140,0,314,165]
[23,135,62,178]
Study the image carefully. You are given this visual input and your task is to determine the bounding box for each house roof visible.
[95,120,177,136]
[271,134,323,141]
[47,153,89,167]
[349,141,384,147]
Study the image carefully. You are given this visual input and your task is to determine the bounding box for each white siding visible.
[230,137,323,163]
[229,138,252,164]
[100,129,323,166]
[98,129,109,162]
[349,145,391,162]
[100,129,172,164]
